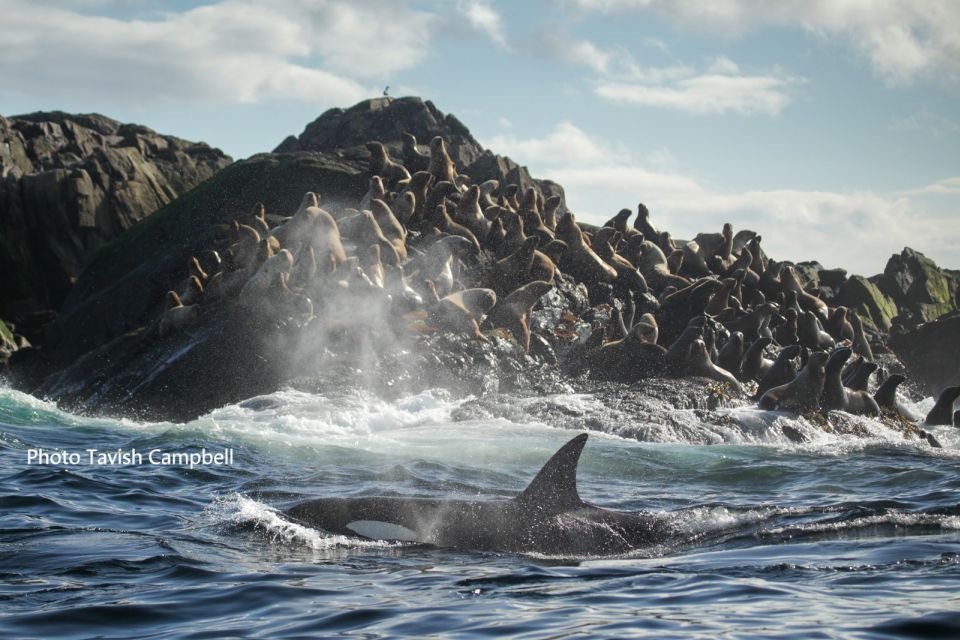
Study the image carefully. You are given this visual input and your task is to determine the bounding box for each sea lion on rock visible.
[365,141,410,187]
[401,132,431,173]
[428,288,497,339]
[924,386,960,426]
[758,351,829,412]
[587,324,668,382]
[849,311,874,360]
[686,338,742,393]
[798,310,835,351]
[740,336,773,382]
[717,331,744,377]
[822,347,880,416]
[755,345,802,399]
[180,275,204,306]
[634,313,658,345]
[873,374,918,421]
[428,136,457,185]
[158,291,200,337]
[485,281,553,352]
[555,213,618,287]
[780,266,828,319]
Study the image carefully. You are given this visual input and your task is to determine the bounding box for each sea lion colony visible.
[157,134,957,438]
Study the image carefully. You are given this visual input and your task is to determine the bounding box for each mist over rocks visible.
[3,96,958,430]
[0,111,231,343]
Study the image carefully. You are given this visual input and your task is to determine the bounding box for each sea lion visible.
[740,336,773,382]
[821,347,880,416]
[758,351,829,412]
[717,331,744,377]
[360,176,387,211]
[485,280,553,352]
[247,202,270,238]
[392,191,416,226]
[924,386,960,426]
[633,202,659,240]
[188,256,208,283]
[704,278,737,316]
[370,199,408,260]
[824,306,854,342]
[401,132,431,173]
[239,249,294,311]
[798,310,835,351]
[365,141,410,187]
[455,185,490,239]
[428,136,457,185]
[780,266,828,319]
[180,275,204,306]
[428,288,497,338]
[842,359,878,392]
[633,240,690,292]
[849,311,874,361]
[776,308,799,345]
[687,338,742,393]
[587,324,668,382]
[755,344,802,399]
[158,291,200,337]
[555,213,618,286]
[634,313,658,345]
[724,302,779,341]
[542,195,562,230]
[873,374,919,421]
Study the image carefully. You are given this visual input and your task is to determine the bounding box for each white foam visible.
[208,493,401,550]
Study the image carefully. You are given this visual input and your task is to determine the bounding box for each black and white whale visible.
[285,434,669,556]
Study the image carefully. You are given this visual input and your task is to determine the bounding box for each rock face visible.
[878,248,958,325]
[275,97,566,208]
[40,152,367,364]
[888,314,960,395]
[835,275,899,333]
[0,111,232,323]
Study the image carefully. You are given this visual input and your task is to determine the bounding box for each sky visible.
[1,0,958,276]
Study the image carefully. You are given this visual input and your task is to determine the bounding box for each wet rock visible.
[888,313,960,395]
[0,111,231,321]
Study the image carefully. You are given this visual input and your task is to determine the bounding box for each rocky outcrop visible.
[0,111,232,325]
[878,248,958,326]
[888,313,960,395]
[37,152,366,364]
[835,275,899,333]
[275,97,566,207]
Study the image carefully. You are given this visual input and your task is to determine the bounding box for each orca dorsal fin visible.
[516,433,587,512]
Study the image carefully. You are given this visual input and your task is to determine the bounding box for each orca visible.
[285,434,668,556]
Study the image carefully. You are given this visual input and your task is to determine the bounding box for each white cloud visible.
[900,177,960,196]
[596,73,796,116]
[483,121,960,274]
[458,0,509,50]
[486,121,617,167]
[565,0,960,85]
[0,0,436,106]
[548,35,798,116]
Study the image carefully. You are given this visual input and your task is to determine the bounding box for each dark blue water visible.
[1,385,959,638]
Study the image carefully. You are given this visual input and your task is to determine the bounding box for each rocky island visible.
[2,97,958,438]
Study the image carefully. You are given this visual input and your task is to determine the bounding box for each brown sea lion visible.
[758,351,829,412]
[485,280,553,352]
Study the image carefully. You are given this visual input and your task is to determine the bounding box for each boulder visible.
[835,275,899,333]
[888,313,960,395]
[0,111,231,322]
[879,247,958,324]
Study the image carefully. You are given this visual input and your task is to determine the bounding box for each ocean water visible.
[1,383,958,638]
